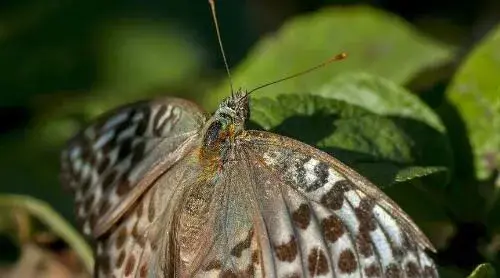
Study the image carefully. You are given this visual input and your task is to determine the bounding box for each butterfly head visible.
[201,90,249,158]
[216,89,250,125]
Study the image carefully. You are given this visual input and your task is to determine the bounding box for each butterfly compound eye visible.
[203,121,224,150]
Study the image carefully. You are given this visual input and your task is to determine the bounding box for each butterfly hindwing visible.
[240,130,438,277]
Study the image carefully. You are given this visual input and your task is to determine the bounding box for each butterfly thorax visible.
[199,90,249,173]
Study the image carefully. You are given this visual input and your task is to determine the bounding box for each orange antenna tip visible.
[247,51,348,95]
[335,52,348,60]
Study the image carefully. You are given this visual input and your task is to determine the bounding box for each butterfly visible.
[59,1,439,278]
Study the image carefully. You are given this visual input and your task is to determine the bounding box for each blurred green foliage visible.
[446,25,500,182]
[467,264,496,278]
[0,0,499,277]
[209,6,455,109]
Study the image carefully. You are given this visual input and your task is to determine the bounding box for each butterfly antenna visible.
[208,0,234,96]
[246,52,347,95]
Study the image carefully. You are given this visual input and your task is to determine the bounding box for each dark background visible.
[0,0,498,276]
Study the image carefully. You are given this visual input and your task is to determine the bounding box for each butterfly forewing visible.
[60,97,207,238]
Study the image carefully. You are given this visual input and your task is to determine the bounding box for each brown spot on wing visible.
[292,203,311,230]
[405,261,420,277]
[274,236,298,262]
[356,232,373,257]
[402,232,417,252]
[116,175,131,196]
[393,246,405,259]
[231,229,254,258]
[338,249,357,273]
[252,250,259,265]
[220,270,238,278]
[308,247,329,276]
[203,260,222,271]
[354,198,378,258]
[364,263,381,277]
[131,223,146,247]
[322,214,344,243]
[320,180,350,210]
[116,250,126,268]
[139,263,148,278]
[355,199,376,232]
[245,263,255,277]
[124,255,136,277]
[385,263,402,278]
[115,227,127,249]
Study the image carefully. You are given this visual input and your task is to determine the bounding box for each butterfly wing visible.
[59,97,207,275]
[74,99,438,278]
[236,130,438,277]
[103,144,259,278]
[94,151,204,278]
[144,129,437,277]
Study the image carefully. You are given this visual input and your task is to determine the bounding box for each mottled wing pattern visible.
[169,152,266,278]
[230,130,438,277]
[150,130,438,277]
[93,188,157,278]
[61,96,438,277]
[59,97,206,276]
[94,152,203,278]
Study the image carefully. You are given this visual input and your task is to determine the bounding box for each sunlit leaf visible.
[446,23,500,181]
[207,6,455,109]
[467,263,496,278]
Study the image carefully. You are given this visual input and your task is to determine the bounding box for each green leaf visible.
[316,73,446,133]
[446,23,500,181]
[467,263,496,278]
[0,194,93,273]
[250,94,451,187]
[393,166,448,183]
[98,20,204,96]
[207,6,455,109]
